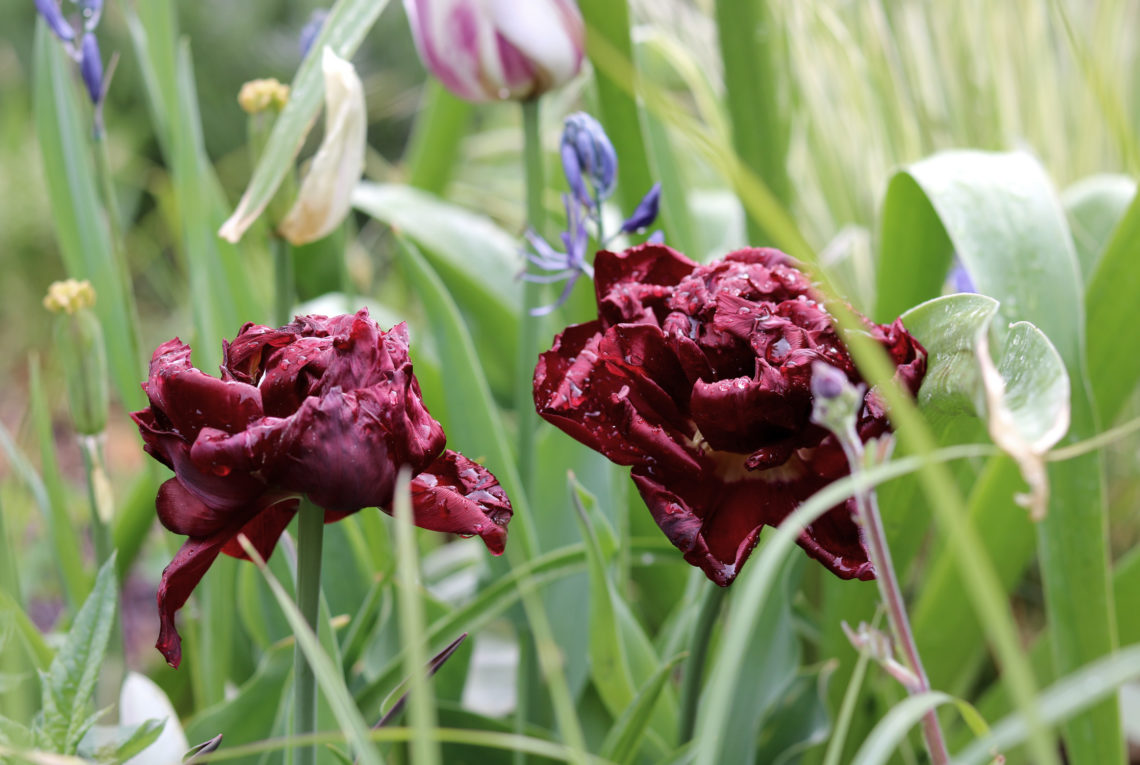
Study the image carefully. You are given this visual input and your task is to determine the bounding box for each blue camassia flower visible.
[36,0,106,130]
[525,113,663,315]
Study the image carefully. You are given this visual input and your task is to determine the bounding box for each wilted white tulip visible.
[277,47,367,245]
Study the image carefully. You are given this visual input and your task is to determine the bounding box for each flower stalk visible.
[810,363,949,765]
[293,499,325,765]
[516,99,544,499]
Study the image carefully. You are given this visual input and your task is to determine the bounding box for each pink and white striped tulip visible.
[403,0,585,102]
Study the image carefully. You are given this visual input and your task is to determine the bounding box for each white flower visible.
[277,47,367,245]
[404,0,585,102]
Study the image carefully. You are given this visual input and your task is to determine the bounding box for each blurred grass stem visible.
[294,500,326,765]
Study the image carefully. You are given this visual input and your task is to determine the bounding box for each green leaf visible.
[571,480,676,753]
[235,538,384,765]
[39,555,118,754]
[89,718,164,765]
[715,0,791,244]
[1085,184,1140,423]
[1061,174,1136,282]
[0,716,33,749]
[900,293,1069,448]
[599,653,686,765]
[184,642,292,765]
[219,0,390,241]
[849,691,970,765]
[404,82,472,195]
[752,669,833,765]
[31,23,143,409]
[877,149,1119,765]
[26,357,89,608]
[955,644,1140,765]
[353,183,520,396]
[577,0,657,222]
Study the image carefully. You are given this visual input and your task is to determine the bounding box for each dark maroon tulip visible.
[132,310,511,667]
[534,245,926,586]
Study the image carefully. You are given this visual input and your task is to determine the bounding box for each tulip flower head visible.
[403,0,585,102]
[534,245,927,585]
[132,311,512,667]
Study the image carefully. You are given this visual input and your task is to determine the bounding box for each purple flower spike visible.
[79,32,103,106]
[523,194,594,316]
[619,183,662,234]
[36,0,75,42]
[561,112,617,207]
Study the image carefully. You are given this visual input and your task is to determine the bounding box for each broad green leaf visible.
[354,183,520,396]
[1061,174,1136,282]
[0,717,33,749]
[955,645,1140,765]
[31,23,144,409]
[184,642,292,765]
[219,0,391,241]
[1086,184,1140,423]
[876,149,1118,765]
[900,294,1069,450]
[599,653,685,765]
[39,555,118,754]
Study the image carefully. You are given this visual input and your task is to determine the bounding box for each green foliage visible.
[8,2,1140,765]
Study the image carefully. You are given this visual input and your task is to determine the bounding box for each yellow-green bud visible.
[45,281,108,436]
[237,78,290,115]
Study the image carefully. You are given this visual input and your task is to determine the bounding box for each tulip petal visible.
[408,450,512,555]
[278,48,366,245]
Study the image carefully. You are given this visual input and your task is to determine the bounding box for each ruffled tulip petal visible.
[136,309,513,667]
[156,509,258,667]
[409,450,512,555]
[220,499,300,560]
[536,244,926,586]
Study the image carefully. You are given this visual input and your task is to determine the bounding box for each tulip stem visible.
[679,582,729,743]
[841,439,950,765]
[516,99,545,499]
[294,501,325,765]
[513,98,545,765]
[274,236,295,327]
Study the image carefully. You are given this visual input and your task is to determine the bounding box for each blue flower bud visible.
[561,112,617,207]
[79,32,103,106]
[619,182,661,234]
[35,0,76,42]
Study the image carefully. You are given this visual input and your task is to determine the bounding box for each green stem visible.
[78,435,111,568]
[274,236,295,327]
[840,438,949,765]
[515,99,545,499]
[513,98,546,765]
[294,500,325,765]
[679,583,729,742]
